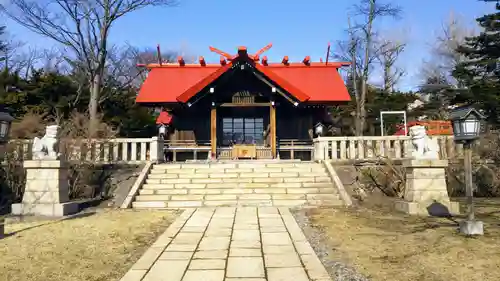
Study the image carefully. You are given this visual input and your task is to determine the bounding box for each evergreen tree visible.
[453,3,500,125]
[417,75,458,120]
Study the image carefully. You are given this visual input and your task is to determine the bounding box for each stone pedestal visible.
[11,160,79,217]
[395,159,460,216]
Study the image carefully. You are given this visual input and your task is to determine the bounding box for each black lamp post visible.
[0,107,14,145]
[0,107,13,238]
[449,105,486,235]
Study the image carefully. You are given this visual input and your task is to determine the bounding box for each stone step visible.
[141,182,334,190]
[146,173,331,181]
[152,162,324,170]
[148,171,328,178]
[149,166,325,174]
[146,174,329,183]
[144,179,332,185]
[138,187,338,196]
[132,195,342,209]
[135,193,338,202]
[131,161,344,209]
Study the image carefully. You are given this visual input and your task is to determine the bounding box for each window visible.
[222,118,264,145]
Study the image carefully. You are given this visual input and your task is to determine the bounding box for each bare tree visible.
[421,11,476,87]
[1,0,178,135]
[0,37,27,73]
[42,47,71,73]
[376,34,406,93]
[6,44,44,79]
[417,12,477,119]
[105,45,180,90]
[333,0,401,136]
[0,26,6,64]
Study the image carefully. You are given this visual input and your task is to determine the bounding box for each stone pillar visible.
[395,159,460,216]
[313,137,326,161]
[11,160,79,217]
[149,136,163,163]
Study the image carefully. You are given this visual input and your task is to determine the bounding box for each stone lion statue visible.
[32,125,60,160]
[409,125,439,159]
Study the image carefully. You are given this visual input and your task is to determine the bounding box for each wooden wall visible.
[276,105,323,141]
[169,104,211,144]
[169,104,324,145]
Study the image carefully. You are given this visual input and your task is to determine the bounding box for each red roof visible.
[136,45,351,104]
[259,65,350,102]
[139,66,222,103]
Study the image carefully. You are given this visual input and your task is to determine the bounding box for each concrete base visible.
[11,202,79,217]
[395,159,459,216]
[395,200,460,216]
[459,220,484,236]
[14,159,76,217]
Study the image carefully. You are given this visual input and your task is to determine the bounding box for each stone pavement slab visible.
[119,207,333,281]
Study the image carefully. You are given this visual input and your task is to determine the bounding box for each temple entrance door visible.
[221,117,265,146]
[217,107,272,159]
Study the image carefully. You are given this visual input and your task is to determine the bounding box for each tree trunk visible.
[384,62,391,93]
[88,74,101,137]
[89,26,109,137]
[356,0,376,136]
[358,80,367,136]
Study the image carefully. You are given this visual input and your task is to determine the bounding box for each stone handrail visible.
[6,135,464,163]
[7,137,164,164]
[313,135,462,161]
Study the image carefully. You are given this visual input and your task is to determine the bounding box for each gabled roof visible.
[136,45,351,104]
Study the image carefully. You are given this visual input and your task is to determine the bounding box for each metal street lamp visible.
[449,106,486,236]
[0,107,14,145]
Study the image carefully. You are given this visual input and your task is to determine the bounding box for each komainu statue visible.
[409,125,439,159]
[32,125,60,160]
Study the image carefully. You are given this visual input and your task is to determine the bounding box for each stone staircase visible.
[132,161,343,208]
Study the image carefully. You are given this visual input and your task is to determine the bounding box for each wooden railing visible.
[313,135,462,161]
[278,139,313,160]
[164,140,211,162]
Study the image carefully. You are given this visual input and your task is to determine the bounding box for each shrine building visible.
[135,44,351,161]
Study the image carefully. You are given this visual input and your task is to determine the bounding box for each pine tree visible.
[453,3,500,125]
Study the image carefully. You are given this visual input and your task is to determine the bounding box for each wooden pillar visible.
[270,104,277,158]
[210,107,217,157]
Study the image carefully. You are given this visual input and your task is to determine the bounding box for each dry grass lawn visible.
[308,198,500,281]
[0,209,179,281]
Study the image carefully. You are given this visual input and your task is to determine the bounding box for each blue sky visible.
[1,0,494,90]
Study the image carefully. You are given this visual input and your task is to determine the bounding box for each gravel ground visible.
[292,208,370,281]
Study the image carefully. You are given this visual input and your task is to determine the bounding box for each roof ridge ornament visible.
[208,43,273,62]
[137,44,350,68]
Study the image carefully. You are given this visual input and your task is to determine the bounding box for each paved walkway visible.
[120,207,332,281]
